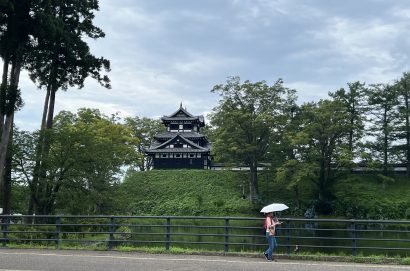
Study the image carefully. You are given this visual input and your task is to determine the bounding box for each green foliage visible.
[365,84,400,170]
[115,170,253,216]
[124,116,165,171]
[332,175,410,219]
[329,81,367,155]
[209,76,297,201]
[278,99,353,211]
[25,0,110,91]
[12,108,137,215]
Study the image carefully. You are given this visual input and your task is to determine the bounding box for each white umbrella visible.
[260,203,289,213]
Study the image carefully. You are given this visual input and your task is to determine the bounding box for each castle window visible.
[184,124,192,131]
[170,124,178,132]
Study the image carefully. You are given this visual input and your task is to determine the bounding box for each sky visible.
[13,0,410,130]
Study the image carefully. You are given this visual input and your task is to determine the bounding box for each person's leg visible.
[271,237,278,261]
[264,232,271,257]
[266,234,274,260]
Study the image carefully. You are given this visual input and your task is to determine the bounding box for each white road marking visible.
[0,251,409,269]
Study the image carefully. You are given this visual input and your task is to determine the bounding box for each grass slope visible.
[116,170,254,216]
[332,175,410,219]
[116,170,410,219]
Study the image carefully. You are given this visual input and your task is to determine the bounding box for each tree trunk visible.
[2,128,13,215]
[249,162,259,202]
[349,121,354,152]
[293,186,300,208]
[405,92,410,177]
[0,59,21,186]
[41,86,51,129]
[318,157,326,201]
[31,85,58,215]
[318,143,328,202]
[46,87,56,129]
[0,57,10,135]
[28,85,53,217]
[0,114,14,186]
[383,108,388,175]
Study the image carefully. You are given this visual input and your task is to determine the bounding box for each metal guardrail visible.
[0,215,409,256]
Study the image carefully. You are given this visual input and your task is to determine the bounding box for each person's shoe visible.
[263,252,269,260]
[267,258,273,262]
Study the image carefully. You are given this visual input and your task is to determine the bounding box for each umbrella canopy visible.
[260,203,289,213]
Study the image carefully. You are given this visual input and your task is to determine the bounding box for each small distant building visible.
[145,104,211,169]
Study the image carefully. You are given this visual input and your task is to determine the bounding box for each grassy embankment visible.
[116,170,410,219]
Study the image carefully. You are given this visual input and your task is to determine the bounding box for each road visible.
[0,249,409,271]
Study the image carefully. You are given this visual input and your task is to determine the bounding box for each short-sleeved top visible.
[265,217,273,233]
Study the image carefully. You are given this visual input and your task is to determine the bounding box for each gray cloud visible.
[7,0,410,131]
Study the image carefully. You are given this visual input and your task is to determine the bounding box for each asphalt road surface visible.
[0,249,409,271]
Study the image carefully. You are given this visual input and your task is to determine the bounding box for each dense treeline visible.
[4,74,410,217]
[209,75,410,214]
[6,109,164,214]
[0,1,409,218]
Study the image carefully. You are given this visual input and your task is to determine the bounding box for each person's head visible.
[266,212,273,217]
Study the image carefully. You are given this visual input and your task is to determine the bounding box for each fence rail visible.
[1,215,409,256]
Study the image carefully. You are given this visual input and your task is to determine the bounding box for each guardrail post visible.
[1,216,9,247]
[55,216,61,249]
[351,220,357,256]
[165,217,171,252]
[224,218,230,253]
[286,221,291,255]
[108,216,115,250]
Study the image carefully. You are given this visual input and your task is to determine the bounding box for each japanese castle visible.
[145,104,211,169]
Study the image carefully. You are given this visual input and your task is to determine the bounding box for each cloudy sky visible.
[14,0,410,130]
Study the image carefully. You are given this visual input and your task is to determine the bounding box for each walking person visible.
[263,212,282,261]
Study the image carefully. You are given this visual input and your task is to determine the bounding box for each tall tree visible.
[366,84,399,174]
[395,72,410,176]
[276,99,351,213]
[272,103,306,207]
[210,77,295,202]
[0,0,32,188]
[329,81,367,158]
[25,0,110,131]
[24,0,110,215]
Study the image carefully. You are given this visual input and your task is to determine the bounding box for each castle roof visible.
[146,134,210,153]
[160,104,205,126]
